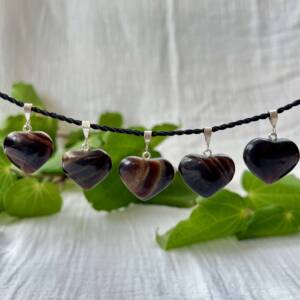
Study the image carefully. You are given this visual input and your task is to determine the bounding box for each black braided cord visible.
[0,90,299,137]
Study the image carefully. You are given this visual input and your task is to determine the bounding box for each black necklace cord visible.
[0,90,300,137]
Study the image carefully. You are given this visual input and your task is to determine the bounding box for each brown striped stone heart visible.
[3,131,53,174]
[179,154,235,197]
[119,156,175,201]
[62,149,112,189]
[243,138,300,184]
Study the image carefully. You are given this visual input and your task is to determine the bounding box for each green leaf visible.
[65,109,117,148]
[12,82,45,108]
[99,112,123,127]
[0,149,18,211]
[66,111,123,149]
[156,190,253,250]
[0,82,57,144]
[242,171,300,210]
[147,172,197,208]
[82,119,183,211]
[4,178,62,217]
[0,147,11,165]
[65,130,83,148]
[237,205,300,239]
[66,132,103,151]
[0,166,18,212]
[84,122,186,211]
[150,123,179,148]
[103,132,145,160]
[0,114,58,145]
[65,131,103,150]
[84,167,139,212]
[33,116,58,144]
[98,112,124,143]
[83,132,145,211]
[38,150,63,174]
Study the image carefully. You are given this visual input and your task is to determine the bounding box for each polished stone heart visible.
[62,149,112,189]
[3,131,53,174]
[179,154,235,197]
[243,138,300,184]
[119,156,175,201]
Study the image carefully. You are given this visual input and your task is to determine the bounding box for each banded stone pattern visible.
[179,154,235,197]
[3,131,53,174]
[244,138,300,184]
[62,149,112,189]
[119,156,175,201]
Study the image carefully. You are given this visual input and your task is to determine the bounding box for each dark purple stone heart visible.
[179,154,235,197]
[3,131,53,174]
[62,149,112,189]
[119,156,175,201]
[243,138,300,184]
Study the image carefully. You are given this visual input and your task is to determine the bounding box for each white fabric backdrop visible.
[1,1,300,299]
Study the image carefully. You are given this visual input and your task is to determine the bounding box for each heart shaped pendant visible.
[3,131,53,174]
[243,138,300,183]
[62,149,112,189]
[119,156,175,201]
[179,154,235,197]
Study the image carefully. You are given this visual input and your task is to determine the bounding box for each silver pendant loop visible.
[23,103,32,131]
[142,130,152,160]
[269,110,278,141]
[82,120,90,151]
[203,127,212,157]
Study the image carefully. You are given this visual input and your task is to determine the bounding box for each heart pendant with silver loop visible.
[244,109,300,183]
[3,103,54,173]
[62,120,112,189]
[119,130,175,201]
[179,127,235,197]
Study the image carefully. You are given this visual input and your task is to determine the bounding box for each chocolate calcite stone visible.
[243,138,300,184]
[62,149,112,189]
[179,154,235,197]
[119,156,175,201]
[3,131,53,174]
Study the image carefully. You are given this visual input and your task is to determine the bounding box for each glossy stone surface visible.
[119,156,175,201]
[62,149,112,189]
[179,154,235,197]
[3,131,53,174]
[243,138,300,184]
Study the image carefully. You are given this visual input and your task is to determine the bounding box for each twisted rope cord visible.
[0,90,299,137]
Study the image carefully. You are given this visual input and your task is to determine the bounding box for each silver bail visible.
[269,110,278,141]
[23,103,32,131]
[143,130,152,160]
[203,127,212,157]
[82,120,90,151]
[269,110,278,129]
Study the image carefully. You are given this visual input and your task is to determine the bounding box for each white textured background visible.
[1,1,300,299]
